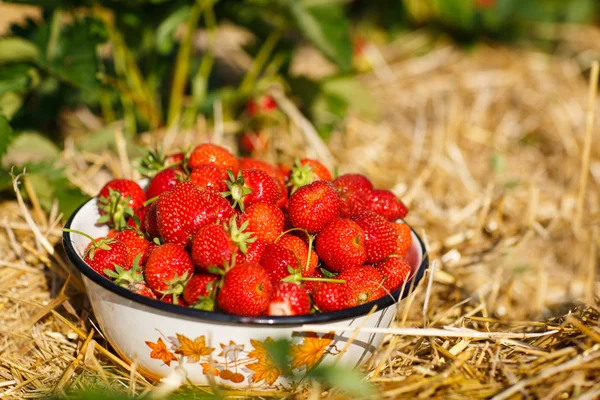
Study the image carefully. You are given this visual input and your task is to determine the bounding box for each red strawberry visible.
[82,237,131,277]
[188,143,239,173]
[166,152,185,166]
[144,243,194,299]
[97,179,146,230]
[191,223,238,271]
[237,203,284,244]
[268,282,311,316]
[302,268,326,295]
[128,281,157,299]
[143,203,160,239]
[365,189,408,221]
[240,131,269,153]
[333,174,373,218]
[146,167,186,200]
[183,273,218,309]
[157,181,235,246]
[160,295,189,307]
[223,169,280,211]
[392,222,412,257]
[260,243,301,285]
[126,206,149,231]
[114,229,150,266]
[340,266,386,307]
[288,158,332,193]
[143,240,160,264]
[277,234,318,276]
[350,211,396,263]
[238,158,287,207]
[217,263,273,316]
[190,164,228,193]
[312,281,347,312]
[239,238,268,264]
[375,257,412,292]
[315,219,366,272]
[246,95,277,117]
[288,180,340,234]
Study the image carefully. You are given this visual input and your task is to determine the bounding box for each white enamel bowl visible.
[63,197,429,389]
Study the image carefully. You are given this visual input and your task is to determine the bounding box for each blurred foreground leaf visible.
[0,115,14,163]
[307,364,377,398]
[0,37,39,64]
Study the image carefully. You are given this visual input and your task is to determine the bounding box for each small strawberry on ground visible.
[188,143,239,173]
[217,263,273,316]
[276,234,318,276]
[287,180,340,234]
[392,222,412,257]
[315,218,366,272]
[190,164,229,193]
[240,131,269,153]
[145,167,186,200]
[375,257,411,292]
[339,266,386,307]
[288,158,332,194]
[223,169,280,212]
[350,210,397,264]
[183,273,219,310]
[268,282,311,316]
[97,179,146,230]
[144,243,194,302]
[365,189,408,221]
[237,203,284,244]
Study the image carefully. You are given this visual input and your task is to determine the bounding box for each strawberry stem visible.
[305,233,315,275]
[143,196,159,207]
[62,228,97,244]
[300,276,345,284]
[274,227,307,243]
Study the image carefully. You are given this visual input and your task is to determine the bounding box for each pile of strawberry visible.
[72,144,414,317]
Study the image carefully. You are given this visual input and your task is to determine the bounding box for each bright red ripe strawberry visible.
[333,174,373,218]
[183,273,218,309]
[268,282,311,316]
[277,234,318,276]
[188,143,239,173]
[143,240,160,264]
[288,180,340,234]
[312,281,347,312]
[315,219,366,272]
[126,206,149,231]
[146,167,186,200]
[375,257,412,292]
[191,224,238,271]
[238,158,287,207]
[340,266,385,307]
[144,243,194,298]
[115,229,150,266]
[238,238,268,264]
[223,169,280,212]
[260,243,301,285]
[288,158,332,193]
[190,164,228,193]
[157,181,235,246]
[237,203,284,244]
[97,179,146,230]
[82,237,131,277]
[128,281,157,299]
[143,203,160,239]
[391,222,412,257]
[350,211,396,263]
[246,95,277,117]
[160,295,189,307]
[365,189,408,221]
[302,268,326,295]
[217,263,273,316]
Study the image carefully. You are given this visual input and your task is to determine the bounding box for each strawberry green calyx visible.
[63,228,113,260]
[104,254,144,286]
[288,158,315,194]
[134,147,186,178]
[97,187,135,231]
[228,217,257,255]
[190,280,217,311]
[222,170,253,212]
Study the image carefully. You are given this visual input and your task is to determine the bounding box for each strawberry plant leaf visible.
[0,115,13,164]
[287,0,352,71]
[0,37,39,64]
[307,364,376,398]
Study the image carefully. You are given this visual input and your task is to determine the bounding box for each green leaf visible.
[2,131,60,168]
[0,64,38,97]
[0,115,13,163]
[156,5,191,54]
[265,337,292,373]
[0,92,24,120]
[288,0,352,70]
[307,364,376,398]
[0,37,39,64]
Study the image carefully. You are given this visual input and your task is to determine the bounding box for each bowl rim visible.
[62,197,429,326]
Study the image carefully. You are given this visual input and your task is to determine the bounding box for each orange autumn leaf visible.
[201,362,220,377]
[291,332,334,371]
[246,338,285,385]
[175,333,215,363]
[146,338,178,367]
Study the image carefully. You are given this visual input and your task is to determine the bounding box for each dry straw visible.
[2,27,600,399]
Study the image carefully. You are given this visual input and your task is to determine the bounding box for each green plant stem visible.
[46,10,61,62]
[99,88,116,123]
[238,28,283,96]
[167,1,204,128]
